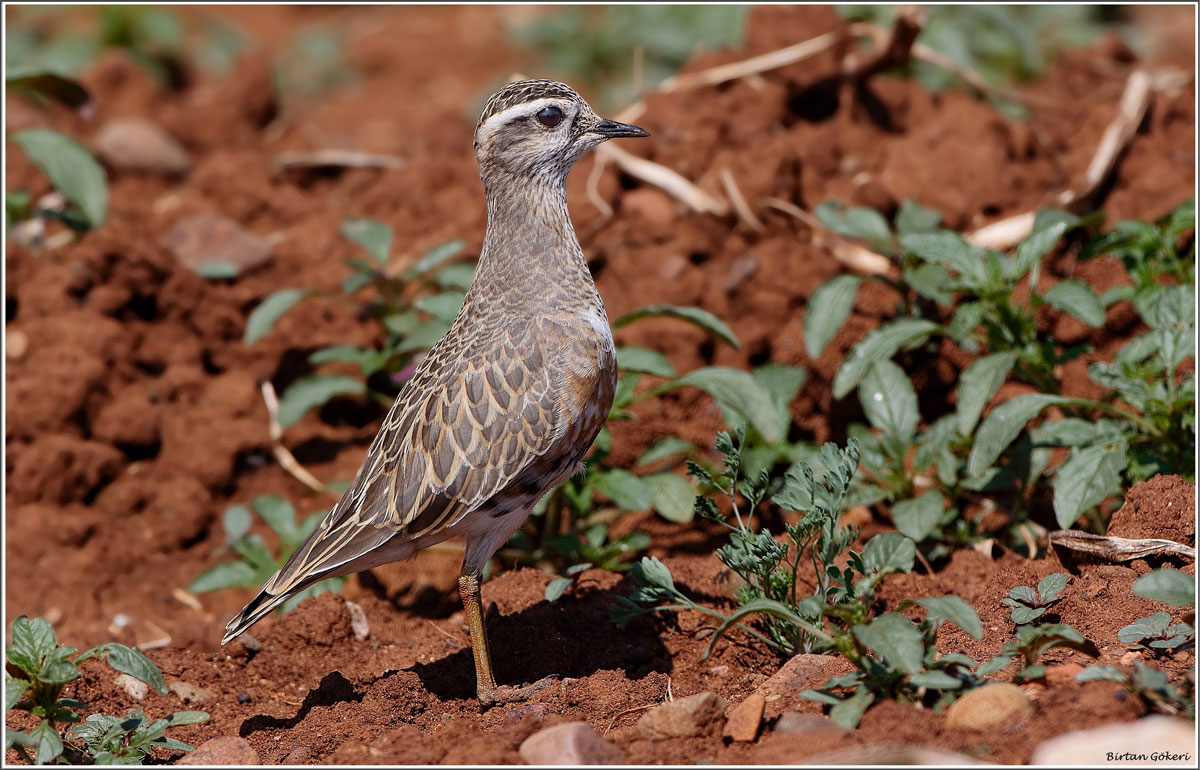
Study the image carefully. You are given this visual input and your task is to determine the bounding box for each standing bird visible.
[222,80,649,704]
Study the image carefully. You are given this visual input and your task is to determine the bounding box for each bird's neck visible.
[474,170,596,306]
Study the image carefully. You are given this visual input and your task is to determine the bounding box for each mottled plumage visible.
[223,80,648,703]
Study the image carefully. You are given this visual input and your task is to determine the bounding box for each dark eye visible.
[535,106,564,127]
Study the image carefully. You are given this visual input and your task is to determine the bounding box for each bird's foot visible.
[478,675,557,706]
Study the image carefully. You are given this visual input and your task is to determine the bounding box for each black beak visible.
[590,118,650,139]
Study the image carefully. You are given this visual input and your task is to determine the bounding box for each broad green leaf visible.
[406,239,466,277]
[636,437,695,467]
[977,654,1013,676]
[1012,220,1069,279]
[222,504,251,542]
[854,613,924,674]
[244,288,309,344]
[860,532,916,575]
[612,304,740,349]
[909,670,962,689]
[433,262,477,290]
[31,720,63,764]
[195,260,239,280]
[858,359,918,441]
[1042,280,1106,327]
[1075,665,1126,683]
[1037,573,1069,601]
[276,375,367,428]
[829,688,874,729]
[676,366,785,443]
[592,469,651,512]
[340,218,392,266]
[891,490,944,543]
[251,495,299,545]
[1118,612,1171,644]
[833,319,941,399]
[915,596,983,639]
[816,200,894,252]
[968,394,1074,477]
[632,557,675,592]
[5,68,93,111]
[1052,443,1125,529]
[752,363,807,408]
[383,310,419,337]
[415,290,465,322]
[955,351,1017,437]
[805,275,862,358]
[104,645,167,695]
[308,345,387,373]
[903,262,954,306]
[10,128,107,227]
[899,231,985,285]
[394,319,450,354]
[5,675,29,711]
[616,346,675,378]
[188,561,257,593]
[895,199,942,235]
[545,577,572,603]
[642,472,695,523]
[1133,569,1195,607]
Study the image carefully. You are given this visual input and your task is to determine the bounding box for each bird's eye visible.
[535,106,564,127]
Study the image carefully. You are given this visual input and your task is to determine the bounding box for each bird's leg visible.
[458,570,555,705]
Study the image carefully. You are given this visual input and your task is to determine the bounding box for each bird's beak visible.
[589,118,650,139]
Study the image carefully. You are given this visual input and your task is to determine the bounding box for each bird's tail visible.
[220,571,330,645]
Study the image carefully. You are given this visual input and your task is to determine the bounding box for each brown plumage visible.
[223,79,649,703]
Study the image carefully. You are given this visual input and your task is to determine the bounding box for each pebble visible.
[168,680,213,704]
[943,683,1032,730]
[637,692,727,739]
[1031,715,1196,765]
[6,330,28,361]
[518,721,624,765]
[114,674,147,700]
[177,736,259,765]
[658,254,689,281]
[345,600,370,640]
[161,213,274,277]
[752,654,839,702]
[723,256,759,293]
[282,745,311,764]
[501,701,550,726]
[94,117,191,176]
[772,711,850,736]
[723,692,765,742]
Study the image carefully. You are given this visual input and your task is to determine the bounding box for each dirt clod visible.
[518,721,625,765]
[177,736,259,765]
[638,692,727,739]
[943,683,1034,730]
[160,213,274,277]
[723,692,765,742]
[93,117,191,176]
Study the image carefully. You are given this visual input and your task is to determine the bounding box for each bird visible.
[222,79,649,704]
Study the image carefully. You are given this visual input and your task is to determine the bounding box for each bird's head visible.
[473,79,648,182]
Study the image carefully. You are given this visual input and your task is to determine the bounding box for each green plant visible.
[1119,567,1196,653]
[8,129,108,231]
[1077,662,1195,720]
[1082,197,1195,295]
[978,622,1097,683]
[188,495,343,612]
[4,616,208,765]
[1001,573,1067,624]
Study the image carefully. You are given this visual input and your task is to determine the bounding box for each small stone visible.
[944,683,1032,730]
[772,711,849,736]
[723,692,765,742]
[177,736,259,765]
[623,188,675,226]
[723,256,759,293]
[502,701,550,726]
[518,721,624,765]
[1118,650,1142,666]
[1044,662,1084,685]
[345,600,370,640]
[115,674,146,700]
[94,117,191,175]
[282,745,311,764]
[637,692,727,739]
[237,633,261,653]
[658,254,689,281]
[168,681,213,704]
[6,330,28,361]
[752,654,839,703]
[237,693,252,704]
[161,213,274,277]
[1031,715,1195,765]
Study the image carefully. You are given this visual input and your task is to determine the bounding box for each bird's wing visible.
[223,322,566,640]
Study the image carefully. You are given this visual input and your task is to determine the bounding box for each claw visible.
[478,675,557,705]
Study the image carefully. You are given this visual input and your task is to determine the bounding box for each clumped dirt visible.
[5,4,1196,765]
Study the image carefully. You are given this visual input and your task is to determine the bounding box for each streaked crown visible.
[475,79,584,136]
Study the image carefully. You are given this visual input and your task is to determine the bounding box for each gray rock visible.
[637,692,727,739]
[518,721,624,765]
[177,736,259,765]
[114,673,146,700]
[94,117,190,176]
[168,680,213,704]
[161,213,274,277]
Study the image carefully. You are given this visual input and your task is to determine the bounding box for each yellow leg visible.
[458,571,555,705]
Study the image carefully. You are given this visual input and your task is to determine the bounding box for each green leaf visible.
[10,128,107,227]
[854,614,924,674]
[416,291,465,322]
[636,437,695,467]
[433,262,476,290]
[895,199,942,235]
[612,304,740,349]
[829,688,875,729]
[956,351,1017,436]
[815,200,894,252]
[31,720,63,764]
[968,394,1073,477]
[244,288,309,344]
[1037,573,1069,601]
[833,319,941,399]
[632,556,676,592]
[860,532,916,575]
[222,504,251,542]
[903,263,954,306]
[406,239,466,277]
[891,490,944,543]
[909,670,962,689]
[915,596,983,639]
[340,218,392,266]
[858,360,918,441]
[1075,665,1127,683]
[805,275,863,358]
[1052,443,1125,529]
[616,346,675,378]
[676,367,785,443]
[545,577,572,603]
[308,345,386,373]
[592,469,651,512]
[104,645,167,695]
[1133,569,1195,607]
[1042,280,1105,327]
[899,231,986,285]
[195,260,239,280]
[5,675,29,712]
[5,68,93,111]
[187,561,257,593]
[641,472,695,523]
[1012,220,1069,278]
[276,374,367,429]
[752,363,807,408]
[251,495,299,545]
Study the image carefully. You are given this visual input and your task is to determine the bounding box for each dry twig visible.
[261,381,340,499]
[1049,530,1196,563]
[719,169,765,233]
[763,197,894,275]
[597,142,728,216]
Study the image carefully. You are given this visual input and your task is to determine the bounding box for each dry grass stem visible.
[764,197,894,275]
[599,143,729,216]
[967,212,1038,250]
[261,381,340,499]
[719,168,765,233]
